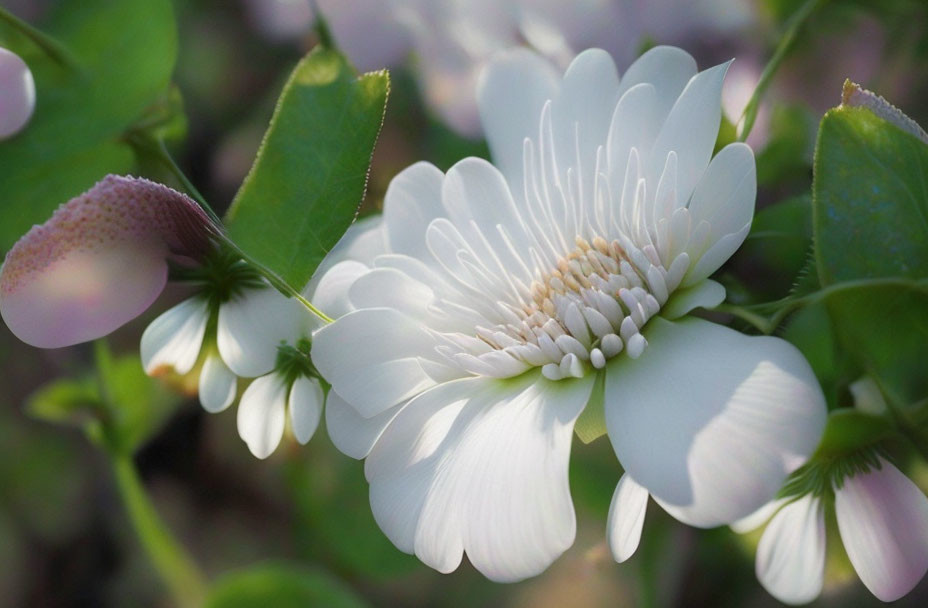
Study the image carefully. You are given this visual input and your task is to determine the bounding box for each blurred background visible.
[1,0,928,606]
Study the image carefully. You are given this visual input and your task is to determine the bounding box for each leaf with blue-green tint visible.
[224,48,389,291]
[813,104,928,406]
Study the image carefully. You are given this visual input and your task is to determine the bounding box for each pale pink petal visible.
[0,46,36,139]
[0,176,214,347]
[835,458,928,602]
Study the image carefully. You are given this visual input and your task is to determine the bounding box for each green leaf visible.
[225,48,389,291]
[813,106,928,284]
[205,564,368,608]
[756,104,814,187]
[823,282,928,407]
[813,104,928,405]
[0,0,179,252]
[26,377,102,427]
[782,302,841,409]
[94,344,182,454]
[814,408,893,458]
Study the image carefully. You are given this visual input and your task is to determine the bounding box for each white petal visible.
[605,316,826,527]
[302,214,386,298]
[310,260,369,319]
[730,497,789,534]
[140,298,209,376]
[236,373,288,459]
[383,162,446,259]
[477,48,560,188]
[198,354,236,413]
[835,458,928,602]
[683,142,756,285]
[365,373,594,582]
[325,390,403,459]
[217,286,308,378]
[288,376,324,445]
[311,308,443,418]
[607,474,649,563]
[648,61,730,205]
[755,495,825,605]
[615,46,697,120]
[660,279,725,320]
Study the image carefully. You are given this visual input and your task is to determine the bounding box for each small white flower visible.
[311,46,826,581]
[744,458,928,604]
[0,46,36,139]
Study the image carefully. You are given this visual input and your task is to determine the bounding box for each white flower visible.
[274,0,755,137]
[237,366,325,459]
[743,458,928,604]
[311,46,826,581]
[0,46,35,139]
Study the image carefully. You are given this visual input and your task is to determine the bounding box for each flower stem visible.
[737,0,827,142]
[0,6,80,69]
[109,453,208,608]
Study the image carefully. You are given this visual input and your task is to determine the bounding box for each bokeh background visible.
[1,0,928,606]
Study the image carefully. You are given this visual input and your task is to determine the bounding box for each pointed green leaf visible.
[224,48,389,291]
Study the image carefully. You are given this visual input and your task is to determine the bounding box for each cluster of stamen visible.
[471,234,687,381]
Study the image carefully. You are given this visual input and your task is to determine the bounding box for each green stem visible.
[110,453,208,608]
[737,0,827,142]
[722,277,928,335]
[0,6,80,69]
[714,303,773,334]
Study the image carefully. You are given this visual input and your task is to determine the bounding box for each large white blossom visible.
[311,46,826,581]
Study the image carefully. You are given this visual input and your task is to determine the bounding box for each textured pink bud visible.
[0,175,215,347]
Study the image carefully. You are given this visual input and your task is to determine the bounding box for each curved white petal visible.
[325,390,403,460]
[311,308,446,418]
[0,47,36,138]
[383,162,446,259]
[198,353,237,413]
[311,260,369,319]
[477,47,560,188]
[140,298,209,376]
[236,373,288,459]
[605,316,826,527]
[683,142,755,285]
[731,497,789,534]
[835,458,928,602]
[647,60,730,205]
[614,46,697,119]
[288,376,324,445]
[217,286,307,378]
[365,373,594,582]
[607,473,649,563]
[303,214,387,300]
[660,279,726,320]
[755,495,825,605]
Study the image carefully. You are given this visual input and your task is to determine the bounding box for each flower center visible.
[468,234,686,381]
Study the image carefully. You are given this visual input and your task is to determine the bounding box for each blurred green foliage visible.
[205,563,369,608]
[0,0,180,251]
